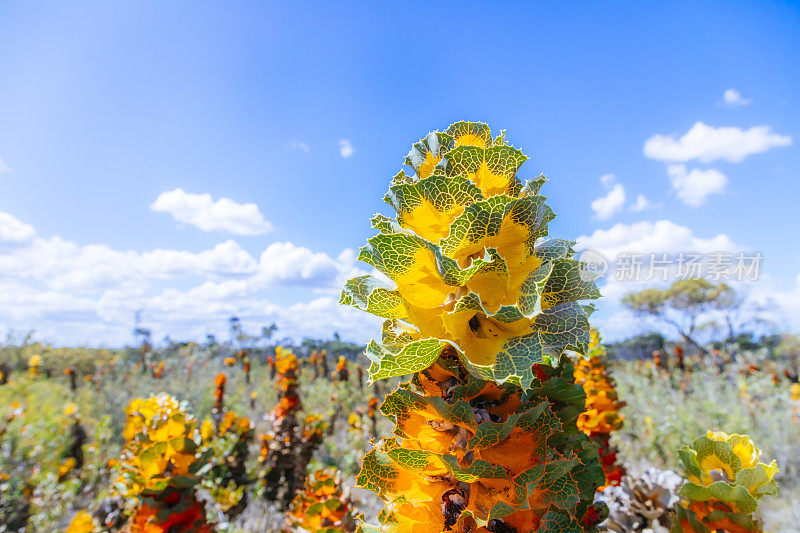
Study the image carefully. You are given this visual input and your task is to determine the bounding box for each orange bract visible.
[574,329,626,489]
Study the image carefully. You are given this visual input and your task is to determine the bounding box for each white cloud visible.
[0,157,10,173]
[666,164,728,206]
[723,89,752,106]
[629,194,653,212]
[575,220,800,342]
[339,139,355,159]
[577,219,737,261]
[590,174,626,220]
[151,188,274,236]
[0,211,376,346]
[643,122,792,163]
[286,140,310,153]
[0,212,36,244]
[576,220,743,340]
[256,242,348,287]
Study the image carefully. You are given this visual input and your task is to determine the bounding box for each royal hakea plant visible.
[151,360,165,379]
[201,409,254,518]
[319,349,330,379]
[574,328,625,488]
[242,350,252,384]
[340,122,606,532]
[335,355,350,382]
[118,394,212,532]
[672,431,778,533]
[367,397,379,439]
[261,347,328,508]
[65,366,78,392]
[286,468,356,532]
[212,372,226,430]
[310,349,320,377]
[59,402,87,482]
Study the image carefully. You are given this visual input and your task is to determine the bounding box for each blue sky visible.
[0,1,798,346]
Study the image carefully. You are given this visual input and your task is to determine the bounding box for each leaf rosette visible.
[673,431,778,533]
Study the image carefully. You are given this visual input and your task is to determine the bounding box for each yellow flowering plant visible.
[341,122,607,532]
[118,394,212,532]
[673,431,779,533]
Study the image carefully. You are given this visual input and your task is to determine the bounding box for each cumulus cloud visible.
[666,164,728,206]
[590,174,626,220]
[577,219,737,262]
[151,188,274,236]
[257,242,347,287]
[339,139,355,158]
[576,220,744,339]
[0,211,375,346]
[643,122,792,163]
[723,89,752,106]
[629,194,653,212]
[0,212,36,244]
[574,220,800,342]
[0,156,10,173]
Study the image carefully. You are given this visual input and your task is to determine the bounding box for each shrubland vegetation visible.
[1,122,798,532]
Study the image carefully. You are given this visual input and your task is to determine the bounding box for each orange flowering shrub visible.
[212,372,226,430]
[59,402,87,482]
[242,351,251,384]
[65,366,78,391]
[673,431,778,533]
[118,394,211,532]
[202,409,253,518]
[335,355,349,382]
[574,328,625,488]
[151,360,165,379]
[652,350,663,372]
[341,122,607,532]
[367,397,379,439]
[318,348,330,379]
[287,468,355,532]
[261,347,329,508]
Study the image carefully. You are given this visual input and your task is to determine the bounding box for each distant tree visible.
[133,327,152,348]
[301,337,324,355]
[133,310,152,348]
[261,323,278,344]
[622,279,741,354]
[606,332,666,361]
[229,316,241,346]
